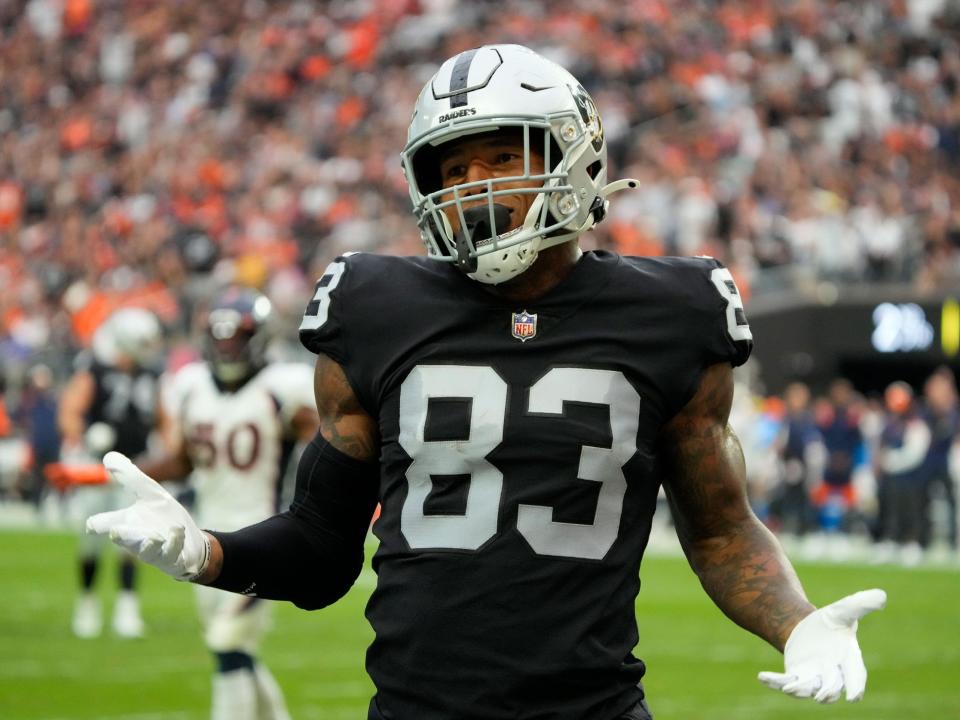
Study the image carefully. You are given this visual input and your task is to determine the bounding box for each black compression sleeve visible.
[207,434,379,610]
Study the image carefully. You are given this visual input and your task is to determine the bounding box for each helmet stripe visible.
[448,48,478,108]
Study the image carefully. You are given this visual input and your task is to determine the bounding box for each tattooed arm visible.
[660,362,815,651]
[195,354,380,605]
[311,353,379,461]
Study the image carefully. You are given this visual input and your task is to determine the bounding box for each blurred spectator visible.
[920,366,959,551]
[875,381,931,566]
[813,379,864,534]
[15,363,60,509]
[0,370,10,439]
[769,381,822,537]
[0,370,17,498]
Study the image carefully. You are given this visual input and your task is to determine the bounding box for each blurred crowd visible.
[2,1,960,561]
[3,1,960,380]
[731,364,960,566]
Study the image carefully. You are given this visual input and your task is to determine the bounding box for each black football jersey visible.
[299,250,752,720]
[76,354,159,457]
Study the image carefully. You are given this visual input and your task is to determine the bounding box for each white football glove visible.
[86,452,210,582]
[758,589,887,703]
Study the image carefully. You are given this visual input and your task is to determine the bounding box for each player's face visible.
[112,354,136,373]
[438,133,545,235]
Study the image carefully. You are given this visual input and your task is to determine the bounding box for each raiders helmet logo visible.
[573,85,604,152]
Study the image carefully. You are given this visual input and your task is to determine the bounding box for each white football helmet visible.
[92,307,163,367]
[401,44,638,284]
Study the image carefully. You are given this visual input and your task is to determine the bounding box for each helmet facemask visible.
[404,115,605,285]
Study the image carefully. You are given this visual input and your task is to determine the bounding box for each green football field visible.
[0,529,957,720]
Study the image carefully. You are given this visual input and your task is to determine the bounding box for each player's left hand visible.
[86,452,210,582]
[758,588,887,703]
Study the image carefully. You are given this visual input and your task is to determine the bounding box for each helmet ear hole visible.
[412,143,442,194]
[546,137,563,172]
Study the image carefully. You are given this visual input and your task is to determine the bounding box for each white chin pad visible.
[468,241,539,284]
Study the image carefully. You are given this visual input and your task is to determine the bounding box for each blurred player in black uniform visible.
[59,307,163,638]
[88,45,885,717]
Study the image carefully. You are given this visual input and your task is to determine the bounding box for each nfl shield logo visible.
[511,310,537,342]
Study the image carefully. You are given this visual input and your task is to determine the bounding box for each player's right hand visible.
[86,452,210,582]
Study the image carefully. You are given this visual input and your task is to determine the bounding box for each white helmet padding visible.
[401,44,637,285]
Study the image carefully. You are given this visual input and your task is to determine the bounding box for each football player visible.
[89,45,886,718]
[133,287,318,720]
[58,307,163,638]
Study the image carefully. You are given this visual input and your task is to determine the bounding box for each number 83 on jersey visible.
[398,364,641,561]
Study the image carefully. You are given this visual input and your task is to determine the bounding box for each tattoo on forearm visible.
[684,511,815,651]
[664,368,815,651]
[314,355,377,461]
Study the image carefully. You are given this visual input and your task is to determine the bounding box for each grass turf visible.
[0,529,956,719]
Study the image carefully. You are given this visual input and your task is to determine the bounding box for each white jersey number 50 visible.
[398,365,640,560]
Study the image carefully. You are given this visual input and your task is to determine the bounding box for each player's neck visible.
[483,241,583,304]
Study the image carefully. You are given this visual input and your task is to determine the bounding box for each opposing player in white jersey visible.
[137,287,318,720]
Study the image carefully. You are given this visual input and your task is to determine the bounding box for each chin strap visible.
[454,204,512,274]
